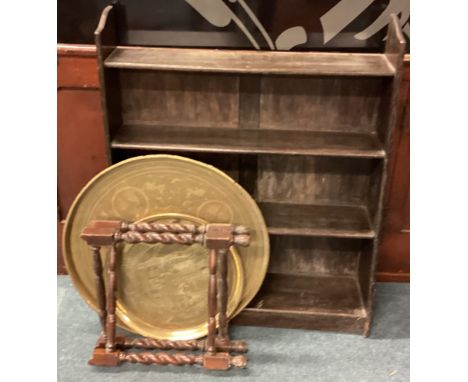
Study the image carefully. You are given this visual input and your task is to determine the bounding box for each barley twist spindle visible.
[119,352,203,366]
[118,337,248,353]
[120,221,201,234]
[121,338,200,351]
[116,231,200,245]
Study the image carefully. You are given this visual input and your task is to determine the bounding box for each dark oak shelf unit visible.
[95,3,405,336]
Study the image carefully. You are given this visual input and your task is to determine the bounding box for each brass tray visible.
[63,155,270,339]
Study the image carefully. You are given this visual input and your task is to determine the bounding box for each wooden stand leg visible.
[106,243,117,352]
[218,248,229,342]
[91,246,107,337]
[206,249,218,354]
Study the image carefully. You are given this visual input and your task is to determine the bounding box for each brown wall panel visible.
[58,44,100,88]
[57,45,108,272]
[57,89,108,216]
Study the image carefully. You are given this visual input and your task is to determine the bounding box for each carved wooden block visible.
[80,220,121,246]
[204,224,233,250]
[89,348,121,367]
[203,352,231,370]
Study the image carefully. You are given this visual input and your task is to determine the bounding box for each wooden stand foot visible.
[89,348,121,367]
[203,352,247,370]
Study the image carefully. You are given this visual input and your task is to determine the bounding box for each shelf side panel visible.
[384,15,407,73]
[377,15,407,146]
[362,15,406,335]
[95,4,123,163]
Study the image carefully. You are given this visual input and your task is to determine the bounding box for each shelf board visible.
[105,47,395,76]
[233,273,367,333]
[259,202,375,239]
[111,125,385,158]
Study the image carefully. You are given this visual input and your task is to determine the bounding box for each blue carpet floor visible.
[58,276,409,381]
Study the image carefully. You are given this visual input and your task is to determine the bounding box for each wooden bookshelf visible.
[95,3,406,336]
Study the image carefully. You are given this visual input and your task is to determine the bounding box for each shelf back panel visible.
[260,76,385,134]
[256,155,381,208]
[268,236,363,277]
[116,69,390,139]
[119,70,239,128]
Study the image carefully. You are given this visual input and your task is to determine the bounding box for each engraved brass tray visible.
[63,155,270,340]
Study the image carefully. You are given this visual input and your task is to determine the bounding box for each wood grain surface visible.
[256,155,380,208]
[267,237,363,276]
[258,202,374,238]
[119,71,239,128]
[111,125,385,158]
[105,47,396,76]
[233,273,366,333]
[260,76,385,133]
